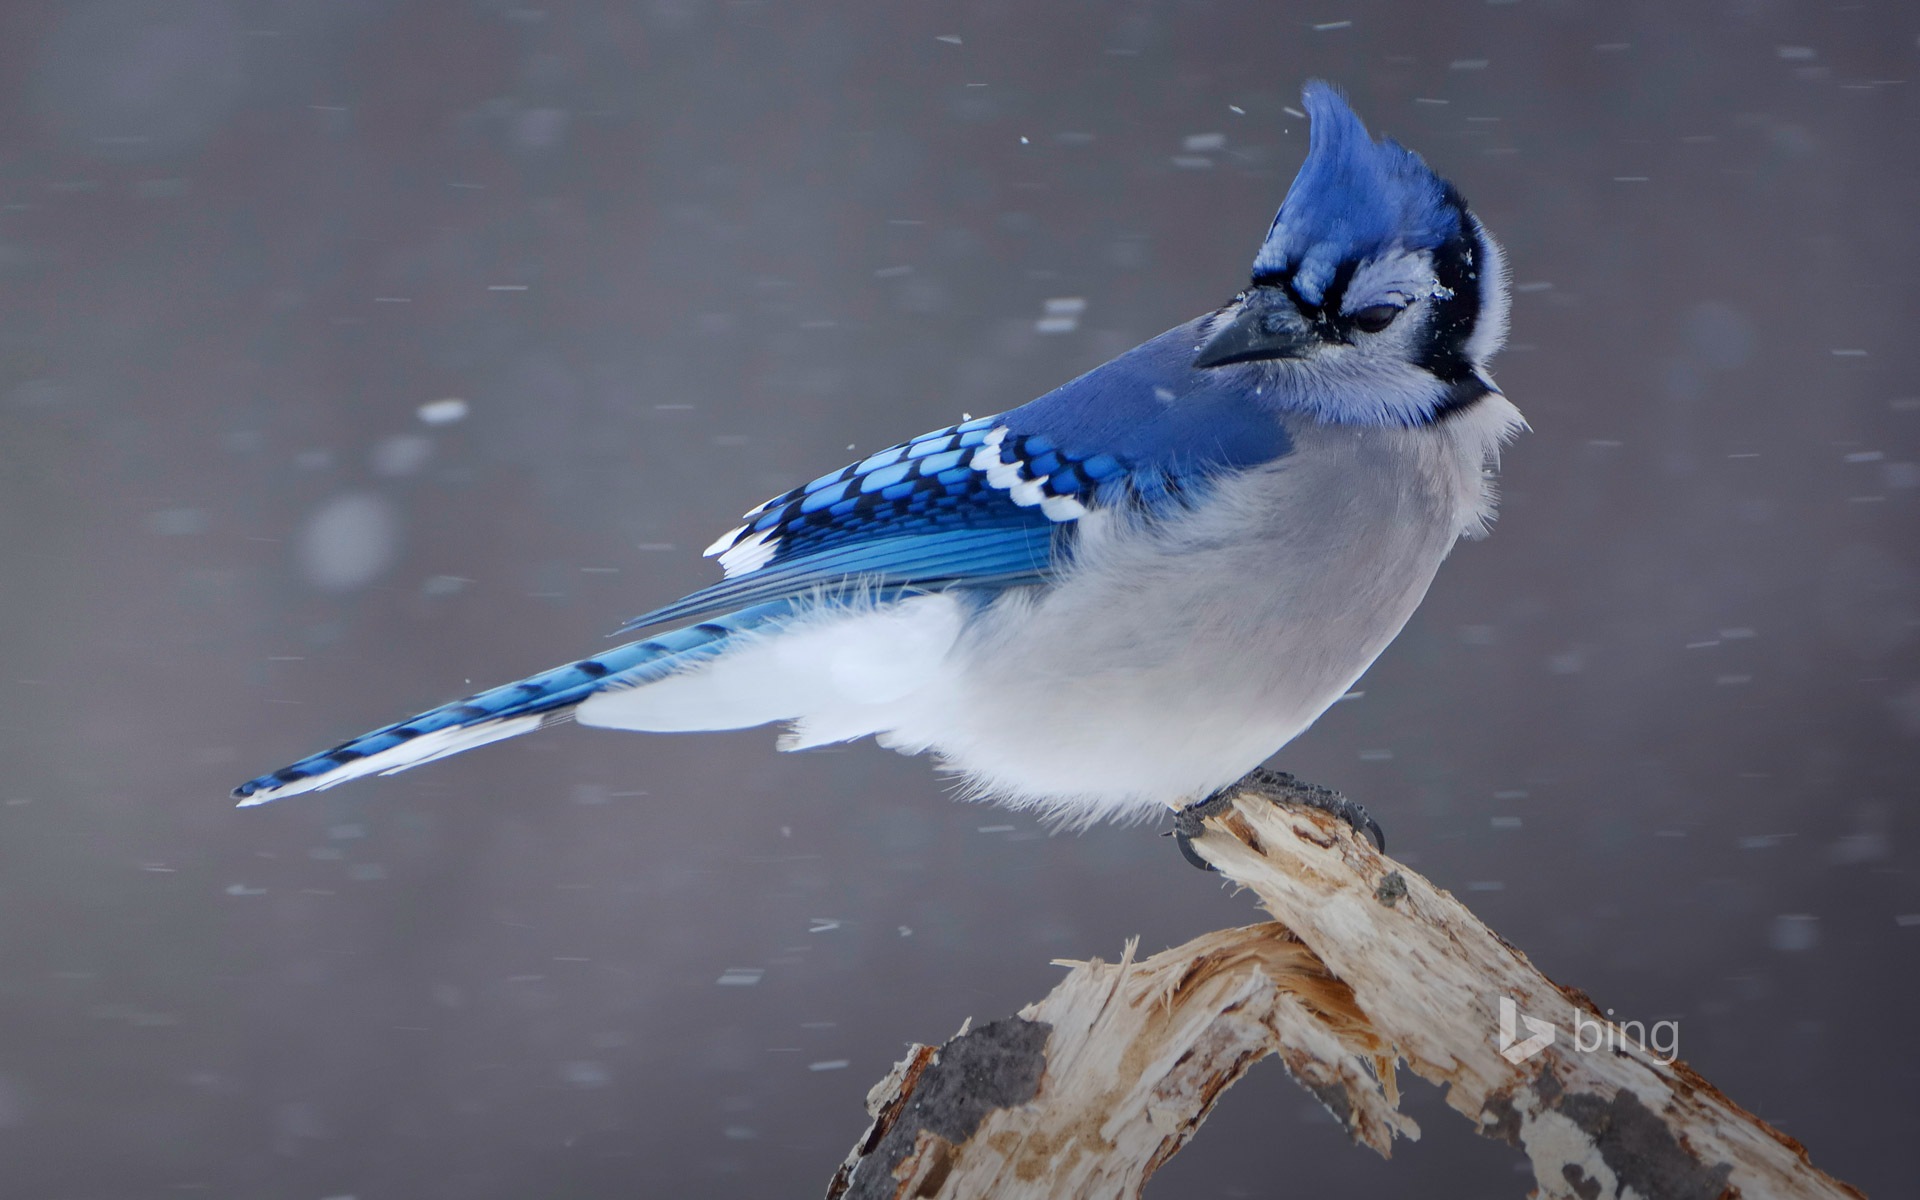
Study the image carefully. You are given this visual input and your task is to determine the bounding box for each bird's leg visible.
[1171,766,1385,871]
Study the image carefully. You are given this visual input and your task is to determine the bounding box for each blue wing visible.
[620,317,1293,631]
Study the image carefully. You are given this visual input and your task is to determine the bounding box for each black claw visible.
[1172,829,1214,872]
[1169,788,1239,873]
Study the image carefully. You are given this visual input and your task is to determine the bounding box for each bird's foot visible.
[1171,767,1385,872]
[1170,789,1238,871]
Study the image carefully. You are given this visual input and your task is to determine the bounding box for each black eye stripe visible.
[1407,189,1481,384]
[1319,258,1360,316]
[1259,260,1411,327]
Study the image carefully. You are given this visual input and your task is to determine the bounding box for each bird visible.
[234,81,1523,830]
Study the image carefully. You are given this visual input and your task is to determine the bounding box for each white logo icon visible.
[1498,995,1555,1064]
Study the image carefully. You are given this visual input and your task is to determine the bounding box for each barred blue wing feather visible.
[620,322,1294,631]
[619,529,1058,631]
[617,417,1126,630]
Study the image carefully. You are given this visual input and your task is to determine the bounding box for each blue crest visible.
[1253,82,1461,305]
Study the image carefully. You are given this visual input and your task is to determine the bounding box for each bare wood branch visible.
[827,923,1409,1199]
[830,775,1866,1200]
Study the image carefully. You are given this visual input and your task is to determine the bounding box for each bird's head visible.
[1194,82,1509,425]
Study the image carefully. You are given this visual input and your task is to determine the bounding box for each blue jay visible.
[234,83,1522,830]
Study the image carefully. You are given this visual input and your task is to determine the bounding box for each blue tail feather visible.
[232,600,795,804]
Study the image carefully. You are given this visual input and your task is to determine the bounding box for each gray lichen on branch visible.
[830,1018,1050,1199]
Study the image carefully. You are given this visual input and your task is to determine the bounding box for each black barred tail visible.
[232,600,794,805]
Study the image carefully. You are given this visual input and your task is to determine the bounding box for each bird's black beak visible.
[1192,286,1317,368]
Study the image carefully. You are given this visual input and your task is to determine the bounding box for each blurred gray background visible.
[1,1,1916,1195]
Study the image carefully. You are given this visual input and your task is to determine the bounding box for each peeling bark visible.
[829,1018,1051,1200]
[831,775,1865,1199]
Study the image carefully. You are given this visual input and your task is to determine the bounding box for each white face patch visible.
[1340,247,1440,316]
[1462,217,1511,368]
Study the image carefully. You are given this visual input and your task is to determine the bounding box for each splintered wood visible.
[827,924,1408,1200]
[830,780,1865,1200]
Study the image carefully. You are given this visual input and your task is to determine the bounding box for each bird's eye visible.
[1351,304,1401,334]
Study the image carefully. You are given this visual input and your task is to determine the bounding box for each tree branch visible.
[830,774,1865,1199]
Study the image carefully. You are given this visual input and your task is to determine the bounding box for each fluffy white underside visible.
[575,595,967,737]
[575,579,1356,826]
